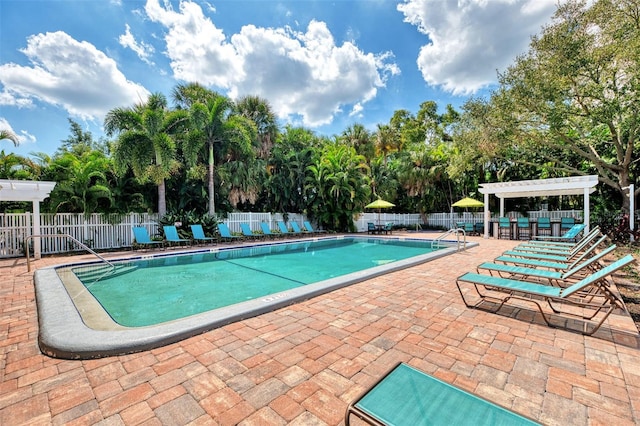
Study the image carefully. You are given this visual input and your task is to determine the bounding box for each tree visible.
[306,143,371,231]
[173,83,256,215]
[104,93,186,215]
[235,95,278,159]
[458,0,640,212]
[0,129,19,146]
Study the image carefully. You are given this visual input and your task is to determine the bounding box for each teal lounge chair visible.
[477,244,617,286]
[260,222,279,239]
[534,224,585,242]
[163,225,191,247]
[346,362,540,426]
[240,223,264,240]
[303,221,327,235]
[277,221,299,237]
[502,233,607,264]
[132,226,164,250]
[495,236,607,271]
[290,222,312,236]
[217,223,243,243]
[519,226,600,249]
[190,224,217,244]
[510,231,604,257]
[456,254,636,335]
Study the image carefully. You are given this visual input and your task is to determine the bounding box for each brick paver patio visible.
[1,233,639,425]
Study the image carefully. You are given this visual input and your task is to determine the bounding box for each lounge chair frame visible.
[132,226,164,250]
[456,255,635,335]
[163,225,191,247]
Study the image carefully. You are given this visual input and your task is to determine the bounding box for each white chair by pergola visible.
[0,179,57,258]
[478,175,599,239]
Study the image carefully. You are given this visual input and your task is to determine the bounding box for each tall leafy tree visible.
[104,93,186,215]
[173,83,256,215]
[306,143,371,231]
[458,0,640,212]
[235,95,278,159]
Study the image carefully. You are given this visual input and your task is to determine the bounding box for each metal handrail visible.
[431,228,467,251]
[25,233,115,272]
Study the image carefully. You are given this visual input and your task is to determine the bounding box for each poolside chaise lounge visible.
[345,362,540,426]
[259,222,280,239]
[509,230,604,257]
[515,226,601,251]
[303,221,327,235]
[533,223,585,242]
[477,244,617,287]
[277,221,300,237]
[502,234,608,264]
[240,223,265,240]
[456,254,636,335]
[496,235,608,271]
[190,224,217,245]
[217,223,244,243]
[163,225,191,247]
[132,226,164,250]
[290,221,312,236]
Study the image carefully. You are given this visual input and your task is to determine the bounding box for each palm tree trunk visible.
[158,179,167,216]
[208,143,215,215]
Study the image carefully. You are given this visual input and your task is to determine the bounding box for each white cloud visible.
[144,0,398,127]
[119,24,155,65]
[397,0,556,95]
[0,31,150,122]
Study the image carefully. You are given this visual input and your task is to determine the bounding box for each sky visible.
[0,0,559,157]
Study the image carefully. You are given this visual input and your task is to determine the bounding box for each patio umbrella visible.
[365,199,395,226]
[450,197,484,228]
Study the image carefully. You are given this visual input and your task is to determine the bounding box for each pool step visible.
[73,264,138,283]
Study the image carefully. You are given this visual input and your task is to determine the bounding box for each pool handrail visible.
[26,233,115,272]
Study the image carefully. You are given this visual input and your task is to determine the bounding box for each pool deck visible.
[1,232,639,425]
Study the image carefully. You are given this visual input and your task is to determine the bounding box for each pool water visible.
[71,237,441,327]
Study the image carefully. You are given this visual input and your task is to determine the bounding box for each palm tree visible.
[173,83,256,215]
[104,93,187,215]
[235,95,278,159]
[0,129,19,146]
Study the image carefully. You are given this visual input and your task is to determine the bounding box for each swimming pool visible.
[35,235,472,359]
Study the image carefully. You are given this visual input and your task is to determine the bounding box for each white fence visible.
[0,209,584,258]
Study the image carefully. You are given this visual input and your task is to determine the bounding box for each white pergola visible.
[0,179,57,258]
[478,175,599,239]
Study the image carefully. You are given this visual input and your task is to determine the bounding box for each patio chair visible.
[163,225,191,247]
[217,223,244,243]
[521,226,599,249]
[477,244,617,286]
[516,217,530,240]
[367,222,377,235]
[240,223,264,240]
[277,221,300,237]
[536,217,552,236]
[463,222,475,235]
[561,217,575,233]
[382,222,393,235]
[132,226,164,250]
[190,224,217,245]
[260,222,279,239]
[345,362,540,426]
[474,221,484,236]
[290,222,312,236]
[498,217,511,239]
[303,221,327,235]
[456,254,636,335]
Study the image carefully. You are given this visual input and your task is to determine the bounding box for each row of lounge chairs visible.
[455,225,637,336]
[132,221,326,249]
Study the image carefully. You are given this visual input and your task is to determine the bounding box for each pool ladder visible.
[430,228,468,251]
[25,233,115,272]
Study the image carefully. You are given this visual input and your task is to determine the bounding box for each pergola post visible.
[583,187,590,234]
[32,200,42,259]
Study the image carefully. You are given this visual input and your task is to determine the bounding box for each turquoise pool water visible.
[71,237,441,327]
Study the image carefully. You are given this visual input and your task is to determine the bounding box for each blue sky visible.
[0,0,558,157]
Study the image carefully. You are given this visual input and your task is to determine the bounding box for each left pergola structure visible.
[0,179,56,259]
